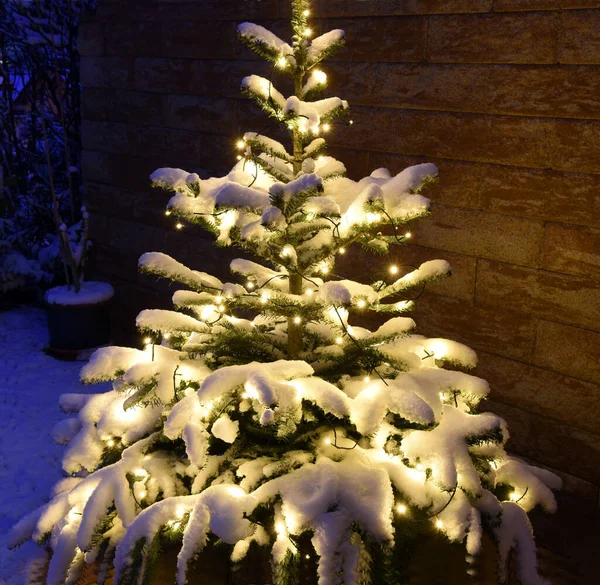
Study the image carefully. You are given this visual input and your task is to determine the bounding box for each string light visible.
[303,9,310,16]
[363,376,370,383]
[218,304,226,312]
[389,265,399,275]
[143,337,152,344]
[165,210,171,216]
[106,438,115,447]
[303,28,312,37]
[261,293,269,304]
[246,281,255,289]
[176,222,183,230]
[236,140,245,149]
[275,522,286,537]
[277,56,288,68]
[509,491,520,502]
[405,231,412,239]
[139,489,147,500]
[339,247,346,254]
[305,554,310,560]
[163,333,170,340]
[313,70,327,84]
[134,468,148,479]
[396,504,407,514]
[349,119,354,125]
[324,437,332,445]
[321,265,329,274]
[236,155,243,161]
[357,299,366,309]
[215,296,223,303]
[293,316,302,324]
[336,337,343,345]
[435,519,444,529]
[322,123,331,132]
[305,288,313,296]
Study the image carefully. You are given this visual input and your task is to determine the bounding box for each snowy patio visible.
[0,309,104,585]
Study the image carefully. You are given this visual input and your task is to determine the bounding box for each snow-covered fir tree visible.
[10,2,561,584]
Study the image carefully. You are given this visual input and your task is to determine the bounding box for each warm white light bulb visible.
[416,464,424,471]
[236,140,245,149]
[321,265,329,274]
[246,281,255,289]
[313,70,327,84]
[218,304,226,312]
[396,504,407,514]
[389,265,399,275]
[336,337,343,345]
[435,519,444,529]
[303,28,312,37]
[236,155,242,161]
[277,56,288,68]
[322,123,331,132]
[324,437,332,445]
[106,439,115,447]
[139,490,147,500]
[405,231,412,239]
[305,554,310,559]
[303,9,310,16]
[176,222,183,230]
[305,289,313,296]
[143,337,152,344]
[275,522,286,536]
[339,247,346,254]
[165,210,171,216]
[349,119,354,125]
[215,295,223,303]
[261,295,268,304]
[357,299,366,309]
[363,376,370,383]
[293,316,302,324]
[509,491,519,502]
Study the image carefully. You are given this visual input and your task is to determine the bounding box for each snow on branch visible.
[237,22,294,63]
[230,258,289,291]
[283,96,349,134]
[139,252,223,292]
[215,182,272,210]
[81,347,150,384]
[243,132,293,162]
[136,309,208,334]
[241,75,286,116]
[403,406,507,495]
[307,29,345,66]
[378,259,452,299]
[150,168,199,194]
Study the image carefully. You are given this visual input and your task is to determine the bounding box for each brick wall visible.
[79,0,600,492]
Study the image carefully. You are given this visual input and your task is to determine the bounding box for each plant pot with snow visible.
[43,208,114,357]
[44,280,114,356]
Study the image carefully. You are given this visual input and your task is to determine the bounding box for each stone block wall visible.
[79,0,600,492]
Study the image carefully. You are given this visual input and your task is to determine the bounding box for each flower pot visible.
[44,281,114,357]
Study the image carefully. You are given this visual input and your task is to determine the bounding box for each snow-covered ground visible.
[0,308,103,585]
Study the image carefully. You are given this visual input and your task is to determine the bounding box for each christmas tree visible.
[10,2,561,584]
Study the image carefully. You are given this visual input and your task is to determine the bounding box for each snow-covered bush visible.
[0,0,94,291]
[10,2,559,584]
